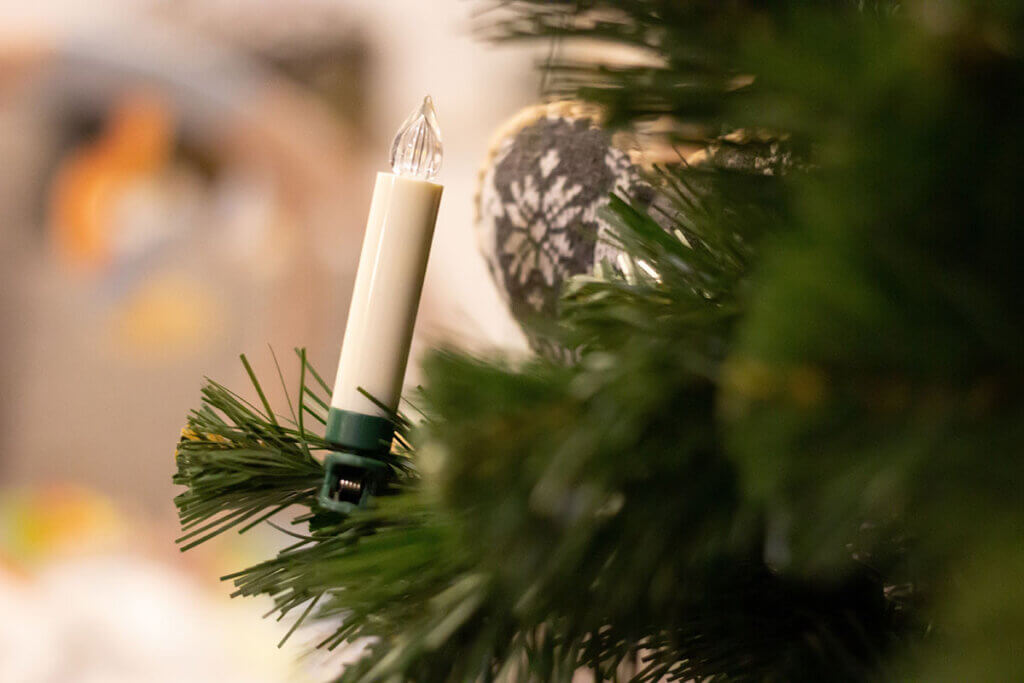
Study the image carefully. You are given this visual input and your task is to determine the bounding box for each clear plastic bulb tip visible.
[390,96,443,180]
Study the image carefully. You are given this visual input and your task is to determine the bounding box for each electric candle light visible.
[319,96,444,512]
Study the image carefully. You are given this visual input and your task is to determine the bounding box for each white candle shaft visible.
[331,172,443,417]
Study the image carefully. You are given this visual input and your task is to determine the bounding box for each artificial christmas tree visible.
[175,1,1024,680]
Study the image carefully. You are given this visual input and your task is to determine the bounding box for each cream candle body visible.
[330,173,442,420]
[325,97,443,458]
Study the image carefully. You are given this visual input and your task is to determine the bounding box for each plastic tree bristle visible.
[390,95,443,180]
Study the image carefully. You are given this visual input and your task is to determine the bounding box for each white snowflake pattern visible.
[477,116,650,334]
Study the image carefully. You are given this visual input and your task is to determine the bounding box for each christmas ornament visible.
[475,101,653,353]
[319,96,443,513]
[687,128,793,176]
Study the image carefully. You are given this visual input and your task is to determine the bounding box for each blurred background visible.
[0,1,536,680]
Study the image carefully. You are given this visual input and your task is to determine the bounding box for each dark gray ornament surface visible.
[477,111,650,351]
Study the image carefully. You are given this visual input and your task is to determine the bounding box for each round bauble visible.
[475,101,653,353]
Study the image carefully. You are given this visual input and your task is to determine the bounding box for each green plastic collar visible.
[325,407,394,453]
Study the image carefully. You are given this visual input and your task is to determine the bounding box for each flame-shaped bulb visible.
[389,96,443,180]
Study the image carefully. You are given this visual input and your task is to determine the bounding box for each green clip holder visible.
[318,408,394,514]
